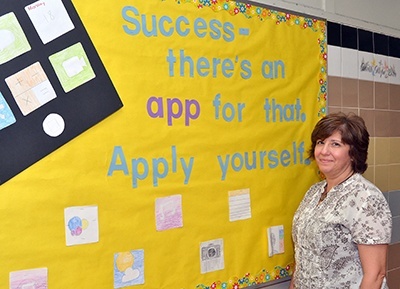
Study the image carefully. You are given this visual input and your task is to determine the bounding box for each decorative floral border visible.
[171,0,327,117]
[163,1,327,287]
[196,264,295,289]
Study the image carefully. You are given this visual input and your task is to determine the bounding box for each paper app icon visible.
[25,0,75,44]
[49,42,96,92]
[0,12,31,65]
[5,62,57,116]
[0,92,16,130]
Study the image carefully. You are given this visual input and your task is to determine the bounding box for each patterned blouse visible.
[292,173,392,289]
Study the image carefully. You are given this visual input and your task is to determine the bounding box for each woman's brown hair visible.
[308,112,369,173]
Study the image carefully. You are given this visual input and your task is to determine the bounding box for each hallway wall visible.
[251,0,400,38]
[326,21,400,289]
[246,1,400,288]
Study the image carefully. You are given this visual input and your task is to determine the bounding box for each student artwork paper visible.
[0,92,16,131]
[155,194,183,231]
[0,12,31,65]
[114,250,145,288]
[5,62,57,116]
[9,268,48,289]
[267,225,285,257]
[64,205,99,246]
[200,238,224,274]
[49,42,96,92]
[228,188,251,222]
[25,0,74,44]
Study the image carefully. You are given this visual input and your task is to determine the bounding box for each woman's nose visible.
[320,143,330,154]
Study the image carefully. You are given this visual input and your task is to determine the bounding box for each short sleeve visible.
[349,194,392,244]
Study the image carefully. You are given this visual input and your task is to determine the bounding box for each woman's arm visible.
[288,278,295,289]
[358,244,388,289]
[288,264,295,289]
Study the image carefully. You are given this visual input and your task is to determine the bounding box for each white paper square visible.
[200,238,224,274]
[64,205,99,246]
[25,0,74,44]
[228,188,251,222]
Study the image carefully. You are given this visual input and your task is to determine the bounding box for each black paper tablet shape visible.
[0,0,123,185]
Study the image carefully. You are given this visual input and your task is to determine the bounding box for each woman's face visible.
[314,131,353,179]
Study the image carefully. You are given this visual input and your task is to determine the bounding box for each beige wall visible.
[328,78,400,190]
[328,42,400,287]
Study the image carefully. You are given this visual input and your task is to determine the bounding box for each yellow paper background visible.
[0,1,326,288]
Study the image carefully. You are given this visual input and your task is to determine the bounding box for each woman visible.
[290,112,392,289]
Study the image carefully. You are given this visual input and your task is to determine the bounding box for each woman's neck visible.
[325,170,354,192]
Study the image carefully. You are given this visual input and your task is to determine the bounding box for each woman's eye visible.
[331,142,341,147]
[316,140,324,145]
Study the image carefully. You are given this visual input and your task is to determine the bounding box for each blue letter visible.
[268,150,279,168]
[231,153,243,171]
[217,154,230,180]
[176,16,190,36]
[221,59,234,78]
[213,93,221,119]
[132,158,149,188]
[122,6,141,35]
[159,16,173,36]
[194,18,207,38]
[107,146,129,176]
[223,22,235,42]
[197,57,210,77]
[152,158,168,187]
[280,150,291,167]
[166,49,177,77]
[240,60,252,79]
[142,14,157,37]
[209,19,222,40]
[181,157,194,185]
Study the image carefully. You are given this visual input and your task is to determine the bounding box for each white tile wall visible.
[373,54,390,83]
[328,46,400,85]
[327,45,341,76]
[389,57,400,85]
[358,50,374,81]
[341,48,359,79]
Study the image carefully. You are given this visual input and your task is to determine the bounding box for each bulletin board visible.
[0,1,327,289]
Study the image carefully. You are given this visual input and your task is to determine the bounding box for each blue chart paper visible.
[0,0,123,184]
